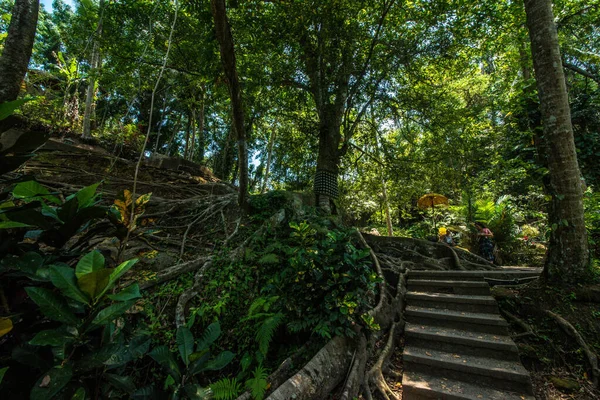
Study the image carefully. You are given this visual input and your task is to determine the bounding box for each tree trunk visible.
[189,108,197,160]
[183,113,191,159]
[524,0,589,283]
[315,104,343,214]
[261,125,276,194]
[374,128,393,236]
[0,0,39,104]
[382,180,393,236]
[196,92,205,163]
[82,0,104,139]
[211,0,248,209]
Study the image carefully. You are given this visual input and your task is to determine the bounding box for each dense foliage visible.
[1,0,599,398]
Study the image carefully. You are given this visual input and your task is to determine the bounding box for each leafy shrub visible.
[6,251,147,399]
[248,218,378,339]
[584,188,600,259]
[0,180,106,248]
[148,321,238,399]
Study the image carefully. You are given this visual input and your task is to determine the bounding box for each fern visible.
[258,253,279,265]
[256,313,283,356]
[245,366,268,400]
[211,378,242,400]
[248,297,267,316]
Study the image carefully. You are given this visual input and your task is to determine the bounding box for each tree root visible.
[340,335,367,400]
[366,322,401,400]
[500,309,536,339]
[545,310,599,387]
[265,336,355,400]
[174,259,213,327]
[139,255,211,290]
[357,230,388,321]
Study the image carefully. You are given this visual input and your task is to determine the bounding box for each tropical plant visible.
[0,180,106,247]
[9,250,146,399]
[148,321,239,399]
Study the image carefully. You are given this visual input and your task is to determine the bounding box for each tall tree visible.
[524,0,589,283]
[82,0,105,139]
[0,0,39,103]
[210,0,248,209]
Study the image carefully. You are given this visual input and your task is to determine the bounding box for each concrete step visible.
[402,370,534,400]
[406,291,499,314]
[409,269,542,282]
[405,323,519,361]
[403,346,533,394]
[405,306,508,335]
[407,280,491,296]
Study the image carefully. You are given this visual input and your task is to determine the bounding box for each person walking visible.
[475,222,495,262]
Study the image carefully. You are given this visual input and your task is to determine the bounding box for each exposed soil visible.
[493,280,600,399]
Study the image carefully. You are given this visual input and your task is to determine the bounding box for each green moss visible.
[549,376,580,392]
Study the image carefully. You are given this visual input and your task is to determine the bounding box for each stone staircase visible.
[402,269,541,400]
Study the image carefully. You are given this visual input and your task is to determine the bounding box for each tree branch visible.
[562,62,600,84]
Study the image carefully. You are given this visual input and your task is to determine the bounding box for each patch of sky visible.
[41,0,75,13]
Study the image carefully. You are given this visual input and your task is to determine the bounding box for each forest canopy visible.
[0,0,599,399]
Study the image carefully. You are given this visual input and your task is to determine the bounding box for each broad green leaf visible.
[149,345,181,381]
[202,351,235,372]
[0,318,12,337]
[66,182,100,210]
[96,258,138,299]
[176,326,194,366]
[57,197,78,222]
[75,342,121,371]
[12,181,61,205]
[49,265,90,304]
[0,98,32,121]
[77,269,111,300]
[2,204,51,229]
[29,329,75,347]
[71,387,86,400]
[106,373,136,393]
[196,321,221,351]
[108,258,138,285]
[107,283,141,301]
[25,287,78,325]
[12,345,50,370]
[75,250,105,278]
[0,367,8,385]
[41,202,61,222]
[104,344,133,368]
[30,365,72,400]
[91,301,134,327]
[128,336,151,358]
[0,221,31,229]
[131,386,156,399]
[188,352,210,376]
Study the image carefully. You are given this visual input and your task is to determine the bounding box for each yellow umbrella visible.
[417,193,449,229]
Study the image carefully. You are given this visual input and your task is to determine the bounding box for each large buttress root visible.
[545,310,599,388]
[265,336,355,400]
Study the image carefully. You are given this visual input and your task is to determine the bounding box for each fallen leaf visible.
[426,351,432,356]
[0,318,13,338]
[39,375,51,388]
